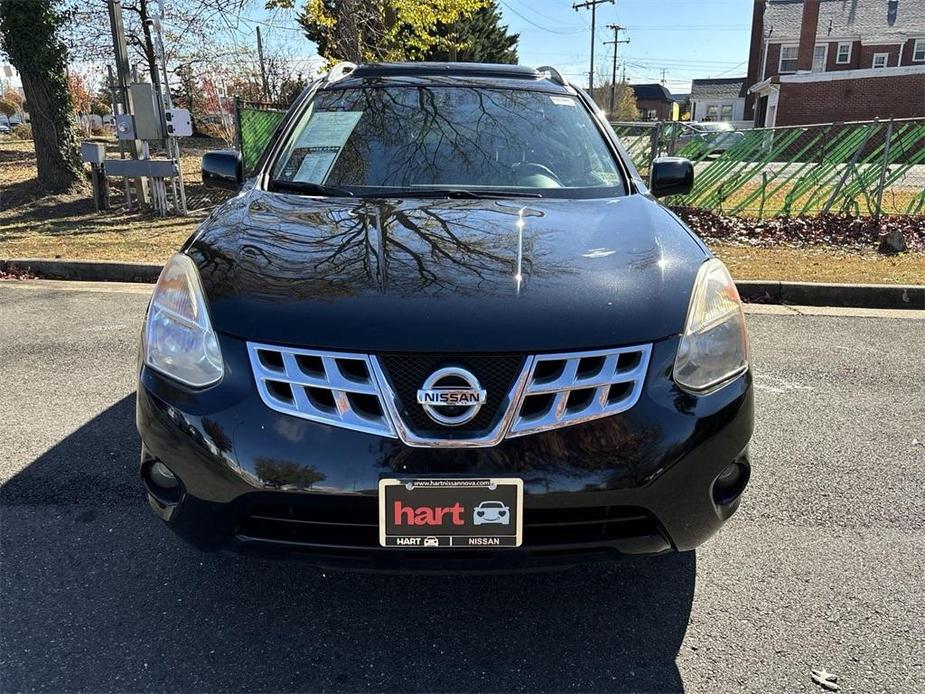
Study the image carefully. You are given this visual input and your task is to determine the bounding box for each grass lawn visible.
[1,136,223,263]
[716,245,925,285]
[2,137,923,284]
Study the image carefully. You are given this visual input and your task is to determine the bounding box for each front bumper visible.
[137,333,753,571]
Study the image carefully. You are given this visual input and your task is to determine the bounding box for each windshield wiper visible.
[370,188,543,200]
[270,180,355,197]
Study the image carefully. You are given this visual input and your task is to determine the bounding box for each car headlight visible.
[143,253,224,387]
[673,259,749,392]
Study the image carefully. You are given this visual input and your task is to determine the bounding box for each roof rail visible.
[325,62,358,84]
[536,65,566,86]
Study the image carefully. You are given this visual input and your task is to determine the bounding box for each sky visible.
[249,0,755,96]
[0,0,755,97]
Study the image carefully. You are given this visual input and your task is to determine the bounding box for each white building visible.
[689,77,748,125]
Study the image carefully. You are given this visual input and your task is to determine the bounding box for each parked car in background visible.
[675,121,745,155]
[0,122,10,135]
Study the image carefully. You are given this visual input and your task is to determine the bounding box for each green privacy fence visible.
[236,100,288,175]
[611,118,925,217]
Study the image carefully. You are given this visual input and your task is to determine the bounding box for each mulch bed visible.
[673,208,925,252]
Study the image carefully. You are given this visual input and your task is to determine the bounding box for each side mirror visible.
[650,157,694,198]
[201,150,243,191]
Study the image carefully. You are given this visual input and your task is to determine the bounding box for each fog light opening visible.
[712,462,749,506]
[143,460,184,505]
[150,461,179,489]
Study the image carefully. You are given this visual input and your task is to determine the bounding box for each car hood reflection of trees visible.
[186,191,706,352]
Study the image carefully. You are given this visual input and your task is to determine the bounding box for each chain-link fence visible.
[611,118,925,217]
[235,100,288,176]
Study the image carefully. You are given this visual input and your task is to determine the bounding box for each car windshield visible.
[698,123,735,132]
[270,86,625,198]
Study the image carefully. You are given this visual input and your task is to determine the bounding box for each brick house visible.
[745,0,925,127]
[630,83,680,121]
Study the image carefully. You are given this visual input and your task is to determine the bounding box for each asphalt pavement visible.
[1,280,923,693]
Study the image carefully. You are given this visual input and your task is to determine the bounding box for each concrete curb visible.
[736,280,925,310]
[2,257,924,310]
[0,258,161,284]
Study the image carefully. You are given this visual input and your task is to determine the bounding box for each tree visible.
[590,80,639,121]
[63,0,250,101]
[423,1,518,63]
[90,92,112,118]
[2,87,22,116]
[0,0,83,192]
[611,81,639,121]
[68,72,93,135]
[285,0,488,63]
[0,96,14,119]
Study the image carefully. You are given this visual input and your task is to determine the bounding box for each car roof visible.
[325,62,575,95]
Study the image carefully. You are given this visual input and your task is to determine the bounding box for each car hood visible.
[186,190,707,352]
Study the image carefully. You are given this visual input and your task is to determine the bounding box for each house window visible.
[721,104,734,121]
[705,105,719,122]
[872,52,889,68]
[812,44,827,72]
[913,39,925,62]
[779,45,799,73]
[836,42,852,64]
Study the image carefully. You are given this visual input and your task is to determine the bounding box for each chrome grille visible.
[246,341,651,445]
[246,343,396,438]
[507,345,652,437]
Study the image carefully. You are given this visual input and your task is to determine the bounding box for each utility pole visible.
[573,0,614,94]
[107,0,147,206]
[256,26,271,101]
[661,68,667,85]
[152,0,187,214]
[604,24,629,115]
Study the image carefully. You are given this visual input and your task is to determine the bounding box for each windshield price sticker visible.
[292,147,340,183]
[294,111,363,149]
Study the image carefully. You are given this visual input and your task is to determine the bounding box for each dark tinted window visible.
[271,86,624,198]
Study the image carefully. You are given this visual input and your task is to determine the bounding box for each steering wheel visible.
[512,162,564,186]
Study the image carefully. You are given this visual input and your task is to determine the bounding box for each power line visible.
[499,1,585,35]
[624,24,749,29]
[573,0,615,91]
[604,24,630,113]
[507,0,582,27]
[709,59,749,77]
[623,57,746,66]
[238,15,306,33]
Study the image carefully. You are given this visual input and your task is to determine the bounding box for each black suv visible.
[137,63,752,571]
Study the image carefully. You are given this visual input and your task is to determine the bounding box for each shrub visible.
[11,122,31,140]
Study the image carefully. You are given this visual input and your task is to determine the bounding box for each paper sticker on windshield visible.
[293,147,339,183]
[550,96,576,106]
[295,111,363,149]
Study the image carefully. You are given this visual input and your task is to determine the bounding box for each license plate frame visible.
[378,478,523,549]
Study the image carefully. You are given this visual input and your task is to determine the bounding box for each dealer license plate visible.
[378,478,523,548]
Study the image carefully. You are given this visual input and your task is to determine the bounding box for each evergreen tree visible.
[425,1,519,63]
[0,0,83,192]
